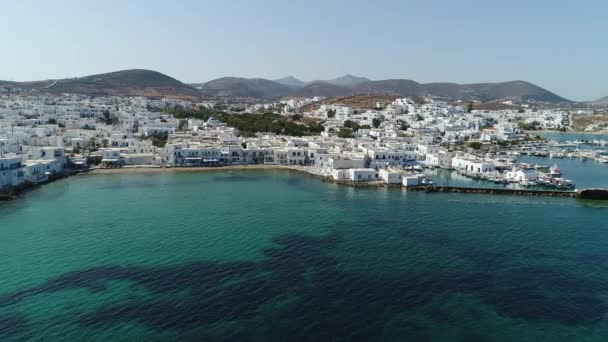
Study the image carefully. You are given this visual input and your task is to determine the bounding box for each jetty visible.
[321,176,608,200]
[409,185,578,198]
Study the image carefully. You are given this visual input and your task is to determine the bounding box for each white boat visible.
[419,177,434,185]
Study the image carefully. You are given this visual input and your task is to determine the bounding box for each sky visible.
[0,0,606,101]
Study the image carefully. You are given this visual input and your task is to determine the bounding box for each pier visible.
[321,176,608,200]
[409,185,579,198]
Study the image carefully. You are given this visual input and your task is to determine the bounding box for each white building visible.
[451,156,495,173]
[0,155,25,189]
[348,168,378,182]
[378,168,403,184]
[505,168,538,183]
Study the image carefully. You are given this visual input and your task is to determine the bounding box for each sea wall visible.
[408,186,579,198]
[579,189,608,200]
[320,177,608,200]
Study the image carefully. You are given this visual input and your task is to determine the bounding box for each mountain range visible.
[1,69,573,103]
[273,75,370,88]
[196,75,571,103]
[590,96,608,105]
[0,69,200,99]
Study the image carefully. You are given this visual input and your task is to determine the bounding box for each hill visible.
[571,113,608,131]
[353,80,569,103]
[301,94,401,112]
[197,76,570,103]
[0,69,200,99]
[274,76,306,88]
[590,96,608,106]
[292,82,354,98]
[322,74,370,87]
[197,77,292,99]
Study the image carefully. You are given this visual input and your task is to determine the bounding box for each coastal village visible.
[1,93,607,196]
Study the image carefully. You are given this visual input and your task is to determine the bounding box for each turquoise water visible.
[539,131,608,142]
[517,156,608,189]
[427,131,608,190]
[1,171,608,341]
[426,156,608,190]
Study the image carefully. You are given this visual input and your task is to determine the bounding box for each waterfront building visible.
[0,155,25,189]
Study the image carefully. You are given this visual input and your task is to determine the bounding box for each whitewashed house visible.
[0,155,25,189]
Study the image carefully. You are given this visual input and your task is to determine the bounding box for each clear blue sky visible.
[1,0,606,101]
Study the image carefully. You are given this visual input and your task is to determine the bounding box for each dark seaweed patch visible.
[0,313,29,340]
[0,231,606,340]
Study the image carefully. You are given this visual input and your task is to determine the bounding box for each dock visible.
[321,176,608,200]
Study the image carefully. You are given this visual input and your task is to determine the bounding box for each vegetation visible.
[397,120,410,131]
[326,109,336,118]
[142,132,169,147]
[101,110,118,125]
[481,118,498,129]
[372,118,383,128]
[343,120,360,131]
[47,118,57,125]
[518,121,541,130]
[468,141,483,150]
[178,119,188,131]
[165,108,324,137]
[467,102,474,113]
[337,128,354,138]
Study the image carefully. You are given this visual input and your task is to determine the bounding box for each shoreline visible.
[84,165,321,176]
[4,165,607,202]
[531,130,608,135]
[84,165,608,200]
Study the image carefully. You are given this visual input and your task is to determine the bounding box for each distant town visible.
[1,88,608,197]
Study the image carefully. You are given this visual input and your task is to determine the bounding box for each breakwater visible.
[321,177,608,200]
[409,186,579,198]
[412,186,608,200]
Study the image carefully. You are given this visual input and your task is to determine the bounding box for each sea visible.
[1,136,608,341]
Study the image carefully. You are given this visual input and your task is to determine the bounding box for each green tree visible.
[372,118,383,128]
[518,121,540,130]
[467,102,474,113]
[150,133,168,147]
[397,120,410,131]
[468,141,483,150]
[343,120,360,131]
[337,128,354,138]
[102,110,112,125]
[178,119,188,131]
